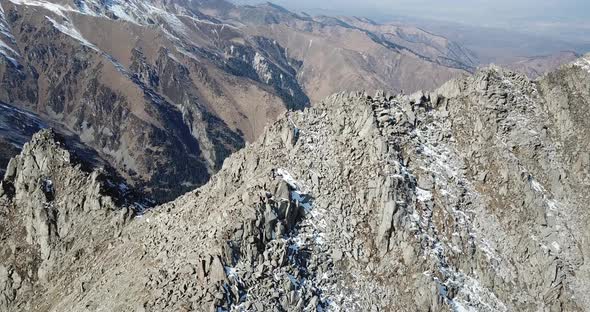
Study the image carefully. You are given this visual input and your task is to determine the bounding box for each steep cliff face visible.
[1,60,589,311]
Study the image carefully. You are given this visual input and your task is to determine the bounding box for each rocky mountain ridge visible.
[0,0,485,202]
[1,56,589,311]
[0,0,578,205]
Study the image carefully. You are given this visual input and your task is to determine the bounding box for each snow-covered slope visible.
[0,4,18,64]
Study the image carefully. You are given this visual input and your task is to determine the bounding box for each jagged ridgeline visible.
[0,0,576,207]
[1,58,590,311]
[0,0,482,204]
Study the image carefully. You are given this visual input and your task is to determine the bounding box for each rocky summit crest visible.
[1,64,590,311]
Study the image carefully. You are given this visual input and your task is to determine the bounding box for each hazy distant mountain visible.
[232,1,590,79]
[195,2,473,101]
[503,51,580,79]
[381,16,589,64]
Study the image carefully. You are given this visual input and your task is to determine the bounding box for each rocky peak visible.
[0,129,134,310]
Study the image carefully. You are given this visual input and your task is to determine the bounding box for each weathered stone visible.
[376,200,397,254]
[332,249,344,262]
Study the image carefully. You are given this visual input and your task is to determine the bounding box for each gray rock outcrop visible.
[0,130,133,311]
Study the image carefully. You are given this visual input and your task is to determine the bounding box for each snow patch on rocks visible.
[573,55,590,73]
[45,16,99,51]
[9,0,76,17]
